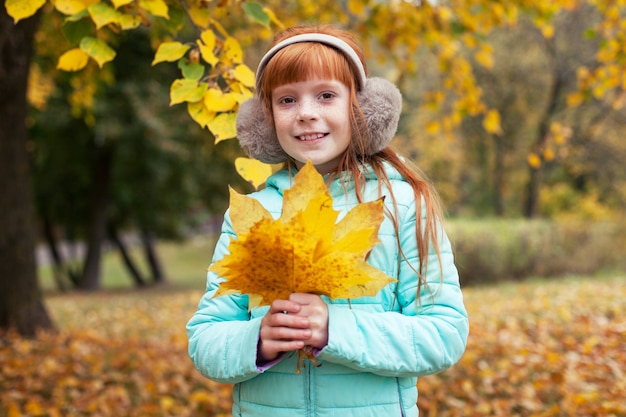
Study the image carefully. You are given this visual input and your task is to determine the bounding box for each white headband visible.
[255,33,368,92]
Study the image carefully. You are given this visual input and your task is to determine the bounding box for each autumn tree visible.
[31,27,248,290]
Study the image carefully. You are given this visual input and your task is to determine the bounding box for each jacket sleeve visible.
[186,211,264,384]
[316,197,469,377]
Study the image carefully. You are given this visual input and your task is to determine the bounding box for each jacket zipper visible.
[305,362,312,416]
[396,377,405,417]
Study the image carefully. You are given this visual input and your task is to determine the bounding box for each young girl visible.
[187,25,469,417]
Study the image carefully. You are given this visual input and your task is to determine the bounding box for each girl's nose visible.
[297,99,319,121]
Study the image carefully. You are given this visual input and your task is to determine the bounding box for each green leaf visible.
[65,9,90,23]
[242,2,270,27]
[153,42,190,65]
[62,18,94,46]
[88,2,119,29]
[170,79,208,105]
[178,60,205,81]
[584,28,597,40]
[79,37,116,68]
[5,0,46,23]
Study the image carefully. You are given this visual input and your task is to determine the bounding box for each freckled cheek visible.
[273,114,286,126]
[273,114,293,139]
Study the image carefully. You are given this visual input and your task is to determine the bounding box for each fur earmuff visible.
[236,77,402,164]
[236,99,286,164]
[356,77,402,156]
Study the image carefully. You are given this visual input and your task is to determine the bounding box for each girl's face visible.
[272,78,351,174]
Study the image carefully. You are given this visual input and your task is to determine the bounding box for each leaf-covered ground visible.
[1,276,625,416]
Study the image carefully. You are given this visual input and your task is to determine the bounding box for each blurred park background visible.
[1,0,625,416]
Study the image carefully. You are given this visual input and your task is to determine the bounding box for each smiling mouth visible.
[296,133,328,141]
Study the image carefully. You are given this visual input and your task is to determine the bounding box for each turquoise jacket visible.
[187,164,469,417]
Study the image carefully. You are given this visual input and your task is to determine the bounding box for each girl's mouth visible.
[297,133,328,141]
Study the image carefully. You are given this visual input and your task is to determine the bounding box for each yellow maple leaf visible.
[210,160,395,309]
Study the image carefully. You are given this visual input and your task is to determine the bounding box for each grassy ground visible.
[3,239,625,416]
[38,235,218,293]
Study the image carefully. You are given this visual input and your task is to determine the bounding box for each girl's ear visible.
[236,77,403,163]
[356,77,403,155]
[236,98,287,163]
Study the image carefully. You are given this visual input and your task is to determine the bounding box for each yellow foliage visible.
[210,161,395,309]
[232,64,256,88]
[79,37,116,68]
[188,4,210,27]
[203,88,238,112]
[54,0,98,16]
[543,147,555,162]
[347,0,366,18]
[222,37,244,65]
[152,42,190,65]
[5,0,46,23]
[527,152,541,169]
[197,30,219,67]
[118,13,141,29]
[169,78,207,105]
[482,109,503,135]
[187,101,216,129]
[88,2,119,29]
[28,65,55,110]
[566,91,584,107]
[57,48,90,72]
[207,112,237,143]
[541,24,555,39]
[111,0,133,9]
[234,157,274,190]
[138,0,169,19]
[474,44,494,69]
[426,121,441,135]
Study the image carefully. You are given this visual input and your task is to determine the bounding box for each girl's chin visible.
[293,159,340,174]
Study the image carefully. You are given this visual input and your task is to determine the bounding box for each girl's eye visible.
[320,92,335,100]
[279,97,295,104]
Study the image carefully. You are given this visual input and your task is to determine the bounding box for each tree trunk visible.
[523,33,561,218]
[0,7,53,335]
[41,216,69,291]
[492,133,505,217]
[142,232,166,283]
[78,147,112,291]
[108,225,146,287]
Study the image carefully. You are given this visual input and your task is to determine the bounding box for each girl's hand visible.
[258,299,311,363]
[289,293,329,350]
[257,294,329,363]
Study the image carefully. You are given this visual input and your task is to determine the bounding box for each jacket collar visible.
[264,162,404,196]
